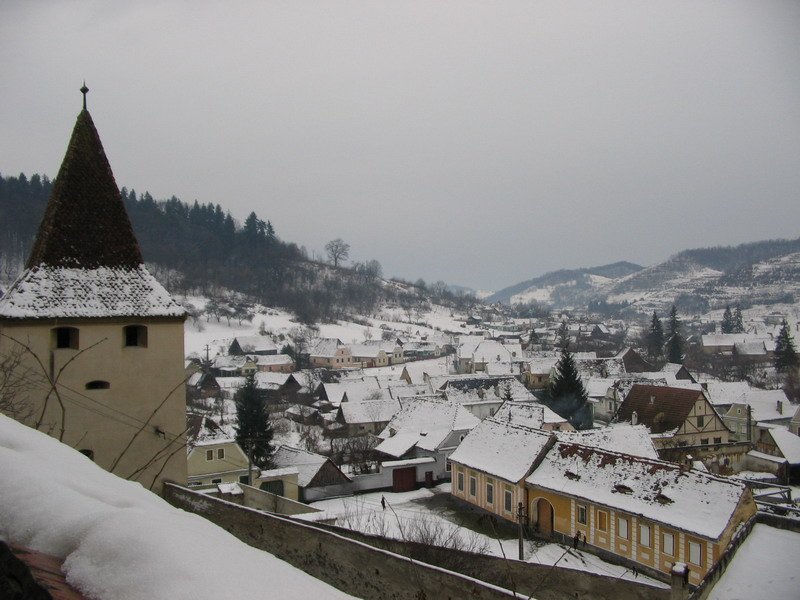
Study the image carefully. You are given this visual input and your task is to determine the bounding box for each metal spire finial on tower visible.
[80,81,89,110]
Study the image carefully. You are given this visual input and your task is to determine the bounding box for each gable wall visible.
[0,318,186,491]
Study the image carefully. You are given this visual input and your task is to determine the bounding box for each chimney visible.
[632,410,638,426]
[777,400,783,415]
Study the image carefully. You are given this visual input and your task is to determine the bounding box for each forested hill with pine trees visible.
[0,172,476,323]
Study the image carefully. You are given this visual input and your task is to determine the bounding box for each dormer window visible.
[53,327,79,349]
[124,325,148,348]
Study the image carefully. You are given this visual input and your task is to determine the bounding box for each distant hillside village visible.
[1,95,799,600]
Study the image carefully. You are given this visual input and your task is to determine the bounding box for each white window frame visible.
[206,449,214,461]
[663,532,675,556]
[639,523,651,548]
[486,481,494,505]
[689,540,702,566]
[618,517,628,540]
[469,475,477,497]
[504,489,513,513]
[577,504,587,525]
[457,471,464,492]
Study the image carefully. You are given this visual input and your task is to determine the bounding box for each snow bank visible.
[0,414,354,600]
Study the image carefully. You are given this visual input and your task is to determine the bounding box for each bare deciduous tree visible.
[325,238,350,267]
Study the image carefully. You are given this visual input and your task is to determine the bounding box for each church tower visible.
[0,86,187,492]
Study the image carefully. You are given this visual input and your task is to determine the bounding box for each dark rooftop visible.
[26,105,143,270]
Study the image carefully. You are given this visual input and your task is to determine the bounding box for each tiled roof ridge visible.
[484,415,552,435]
[554,440,745,488]
[26,109,144,270]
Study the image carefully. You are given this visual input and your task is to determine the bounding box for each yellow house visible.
[186,414,249,487]
[525,441,756,585]
[187,439,250,487]
[0,93,187,492]
[449,417,555,523]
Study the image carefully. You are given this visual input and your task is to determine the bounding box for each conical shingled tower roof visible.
[0,96,184,321]
[26,109,143,269]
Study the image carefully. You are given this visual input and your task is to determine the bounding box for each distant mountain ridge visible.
[487,261,643,304]
[491,238,800,313]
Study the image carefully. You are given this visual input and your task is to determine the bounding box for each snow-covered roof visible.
[309,338,344,357]
[493,400,567,428]
[0,414,354,600]
[270,445,348,487]
[232,335,278,353]
[729,389,791,423]
[555,424,659,460]
[0,265,185,319]
[448,417,554,483]
[526,442,751,540]
[375,397,479,457]
[768,428,800,464]
[323,379,389,406]
[382,456,436,468]
[255,371,291,389]
[252,354,294,366]
[338,399,400,425]
[702,333,769,348]
[348,343,387,359]
[702,381,754,407]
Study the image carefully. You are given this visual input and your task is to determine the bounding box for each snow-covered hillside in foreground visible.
[0,414,354,600]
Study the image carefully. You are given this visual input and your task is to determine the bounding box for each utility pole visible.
[517,502,526,560]
[246,438,253,486]
[204,344,211,363]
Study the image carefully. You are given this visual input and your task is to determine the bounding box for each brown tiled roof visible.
[617,384,703,434]
[26,109,143,269]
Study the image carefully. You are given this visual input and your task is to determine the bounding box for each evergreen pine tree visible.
[733,306,744,333]
[721,305,733,333]
[647,311,665,360]
[556,321,570,349]
[234,374,274,469]
[666,305,684,364]
[774,320,799,373]
[546,346,591,429]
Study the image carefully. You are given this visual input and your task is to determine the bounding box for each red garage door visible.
[392,467,416,492]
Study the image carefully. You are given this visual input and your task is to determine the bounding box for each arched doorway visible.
[529,498,555,537]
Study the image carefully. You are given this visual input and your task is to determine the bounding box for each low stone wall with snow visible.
[165,483,517,600]
[165,483,667,600]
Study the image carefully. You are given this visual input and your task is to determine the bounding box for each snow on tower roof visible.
[0,265,185,319]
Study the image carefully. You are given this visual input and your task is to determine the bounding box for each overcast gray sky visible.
[2,1,799,291]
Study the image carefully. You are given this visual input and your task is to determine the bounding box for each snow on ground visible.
[311,484,665,588]
[181,294,468,360]
[0,414,355,600]
[708,524,800,600]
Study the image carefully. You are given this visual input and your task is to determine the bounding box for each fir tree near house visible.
[774,320,799,374]
[544,344,592,429]
[733,306,745,333]
[647,311,665,361]
[234,374,274,470]
[666,305,684,364]
[721,305,734,334]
